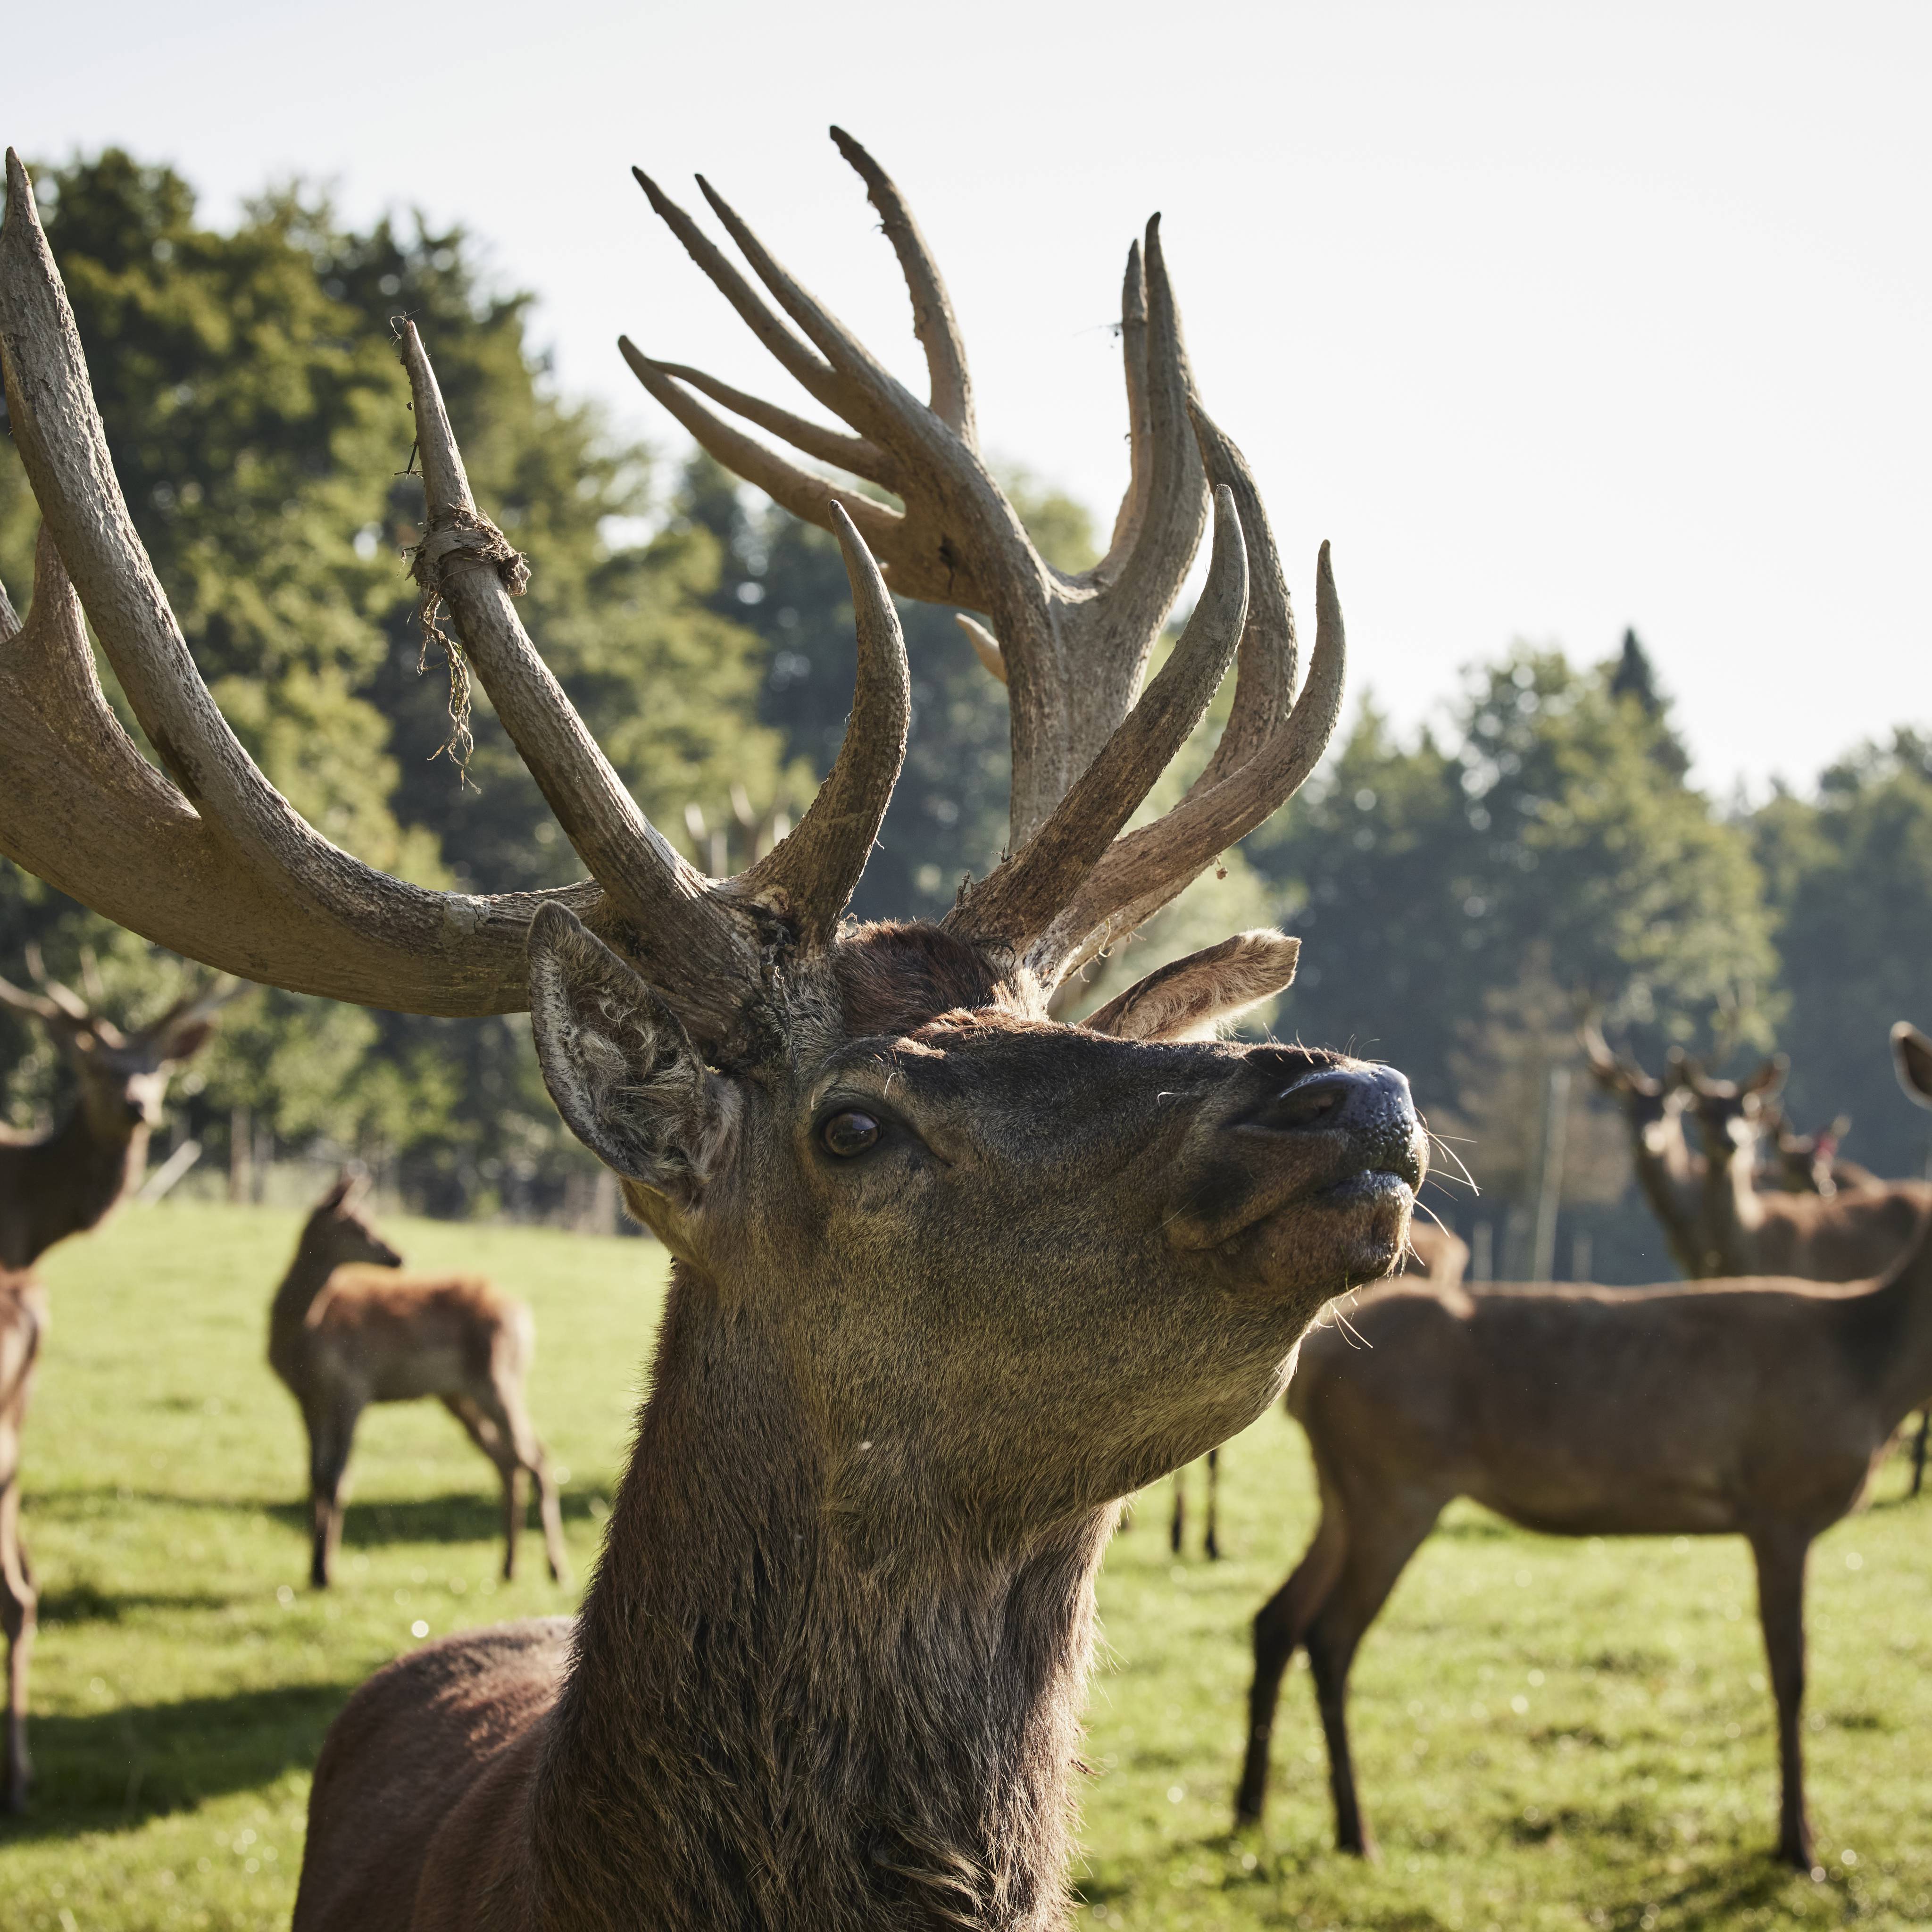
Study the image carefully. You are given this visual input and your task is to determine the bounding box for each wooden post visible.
[1530,1064,1570,1283]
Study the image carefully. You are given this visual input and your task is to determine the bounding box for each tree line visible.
[3,152,1925,1269]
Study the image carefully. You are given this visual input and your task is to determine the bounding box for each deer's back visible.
[294,1616,569,1932]
[1748,1181,1932,1281]
[1291,1277,1898,1536]
[304,1269,532,1402]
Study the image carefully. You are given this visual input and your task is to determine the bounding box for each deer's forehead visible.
[799,1019,1241,1109]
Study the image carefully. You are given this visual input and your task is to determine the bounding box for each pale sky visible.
[8,1,1928,798]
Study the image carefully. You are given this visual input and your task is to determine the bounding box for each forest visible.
[4,151,1928,1279]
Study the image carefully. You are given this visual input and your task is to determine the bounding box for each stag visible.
[1761,1105,1877,1198]
[271,1173,568,1589]
[1234,1024,1932,1874]
[0,950,226,1810]
[1579,1022,1709,1275]
[0,950,229,1268]
[0,139,1425,1927]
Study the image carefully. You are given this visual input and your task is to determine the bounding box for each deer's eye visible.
[821,1110,882,1158]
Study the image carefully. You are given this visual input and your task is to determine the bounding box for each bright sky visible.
[10,1,1928,798]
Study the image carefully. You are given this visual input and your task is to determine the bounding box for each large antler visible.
[627,130,1345,984]
[0,151,908,1050]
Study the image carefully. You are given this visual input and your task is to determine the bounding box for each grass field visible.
[4,1202,1930,1930]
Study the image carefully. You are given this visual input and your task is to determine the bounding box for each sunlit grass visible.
[3,1201,1929,1928]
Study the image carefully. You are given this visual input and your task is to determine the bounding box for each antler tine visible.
[24,946,92,1024]
[946,485,1249,954]
[0,151,637,1020]
[731,504,910,946]
[828,127,974,441]
[397,325,763,1033]
[648,360,891,482]
[631,168,847,416]
[616,340,908,562]
[1033,529,1345,984]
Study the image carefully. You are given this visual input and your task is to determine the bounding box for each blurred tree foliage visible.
[0,151,784,1215]
[1751,730,1932,1183]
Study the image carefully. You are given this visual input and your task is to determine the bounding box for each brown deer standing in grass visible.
[0,953,227,1812]
[271,1174,569,1590]
[0,137,1429,1928]
[1234,1023,1932,1875]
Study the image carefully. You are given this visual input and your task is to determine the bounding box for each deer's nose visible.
[1248,1066,1423,1187]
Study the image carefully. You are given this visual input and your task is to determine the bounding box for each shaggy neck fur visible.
[532,1260,1107,1932]
[1626,1110,1708,1278]
[0,1101,146,1269]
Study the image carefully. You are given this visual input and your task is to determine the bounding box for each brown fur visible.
[270,1178,566,1591]
[294,918,1428,1930]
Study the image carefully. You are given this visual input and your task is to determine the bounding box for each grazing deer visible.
[0,950,230,1268]
[1169,1220,1467,1561]
[0,138,1426,1928]
[1234,1022,1932,1874]
[0,953,226,1812]
[271,1174,569,1590]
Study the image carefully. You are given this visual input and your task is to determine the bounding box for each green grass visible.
[4,1203,1930,1929]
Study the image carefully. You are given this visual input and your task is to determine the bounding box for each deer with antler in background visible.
[0,134,1428,1928]
[1236,1022,1932,1874]
[0,950,227,1810]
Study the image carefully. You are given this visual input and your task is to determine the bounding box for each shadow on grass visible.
[38,1580,232,1626]
[0,1679,360,1841]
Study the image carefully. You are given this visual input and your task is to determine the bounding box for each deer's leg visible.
[1236,1487,1349,1825]
[1912,1411,1929,1499]
[1169,1465,1186,1555]
[1751,1527,1815,1871]
[306,1400,360,1590]
[0,1475,35,1814]
[486,1384,569,1586]
[1205,1447,1221,1561]
[1302,1494,1442,1858]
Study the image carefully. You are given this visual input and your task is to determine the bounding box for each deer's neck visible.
[1628,1118,1708,1275]
[0,1104,145,1268]
[1838,1209,1932,1430]
[533,1266,1103,1932]
[268,1244,343,1368]
[1699,1143,1767,1272]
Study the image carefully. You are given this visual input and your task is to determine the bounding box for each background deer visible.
[0,949,226,1812]
[1580,1022,1709,1275]
[0,949,229,1268]
[1682,1057,1932,1281]
[270,1174,568,1589]
[0,137,1425,1928]
[1234,1020,1932,1875]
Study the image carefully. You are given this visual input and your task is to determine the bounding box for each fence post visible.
[1530,1064,1571,1282]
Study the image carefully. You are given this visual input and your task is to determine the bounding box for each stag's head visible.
[1579,1021,1692,1158]
[0,137,1421,1536]
[0,947,230,1140]
[1680,1054,1788,1168]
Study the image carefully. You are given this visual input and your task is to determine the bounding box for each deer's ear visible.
[527,906,739,1209]
[1083,931,1300,1042]
[1893,1024,1932,1109]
